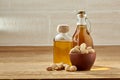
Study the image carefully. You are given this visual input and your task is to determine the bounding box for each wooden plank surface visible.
[0,46,120,79]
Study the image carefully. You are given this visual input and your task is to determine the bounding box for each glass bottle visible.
[53,24,72,65]
[72,11,93,48]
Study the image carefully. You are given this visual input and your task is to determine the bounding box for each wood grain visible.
[0,46,120,79]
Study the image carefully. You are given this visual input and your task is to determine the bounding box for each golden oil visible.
[53,40,72,65]
[72,25,93,47]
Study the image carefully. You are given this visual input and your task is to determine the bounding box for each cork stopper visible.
[77,10,86,18]
[57,24,69,33]
[77,10,86,14]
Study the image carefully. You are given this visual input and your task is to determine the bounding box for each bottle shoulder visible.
[54,33,72,41]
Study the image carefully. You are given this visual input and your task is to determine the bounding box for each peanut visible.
[74,46,80,50]
[69,66,77,72]
[80,43,86,52]
[70,48,80,53]
[88,49,95,53]
[81,49,89,54]
[87,46,92,50]
[65,65,71,71]
[46,67,53,71]
[50,63,58,69]
[57,63,64,70]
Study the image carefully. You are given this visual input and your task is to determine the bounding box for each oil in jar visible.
[54,40,72,65]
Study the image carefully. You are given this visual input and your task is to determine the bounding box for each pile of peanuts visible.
[70,43,95,54]
[46,63,77,72]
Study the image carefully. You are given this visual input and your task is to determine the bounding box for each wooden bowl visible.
[69,52,96,71]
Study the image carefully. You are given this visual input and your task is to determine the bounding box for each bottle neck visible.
[77,17,86,25]
[76,12,91,33]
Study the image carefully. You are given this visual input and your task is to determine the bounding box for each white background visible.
[0,0,120,46]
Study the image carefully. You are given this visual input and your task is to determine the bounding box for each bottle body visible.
[53,40,72,65]
[53,25,72,65]
[72,25,93,47]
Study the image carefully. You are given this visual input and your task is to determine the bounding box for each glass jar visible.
[53,24,72,65]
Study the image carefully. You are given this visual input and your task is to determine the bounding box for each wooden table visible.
[0,46,120,79]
